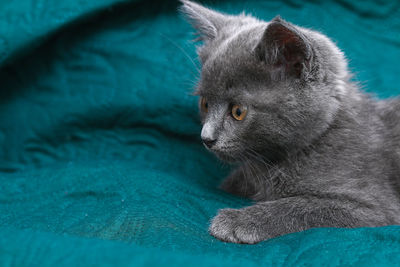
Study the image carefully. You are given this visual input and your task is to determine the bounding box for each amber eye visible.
[231,104,247,121]
[200,97,208,113]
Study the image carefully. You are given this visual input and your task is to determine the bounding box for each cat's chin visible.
[211,150,241,163]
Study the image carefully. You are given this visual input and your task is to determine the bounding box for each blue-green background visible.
[0,0,399,266]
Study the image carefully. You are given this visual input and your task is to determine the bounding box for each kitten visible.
[180,0,400,244]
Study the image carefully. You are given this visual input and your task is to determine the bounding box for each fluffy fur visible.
[180,0,400,244]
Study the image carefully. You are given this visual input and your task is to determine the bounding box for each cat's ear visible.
[255,16,313,79]
[179,0,229,41]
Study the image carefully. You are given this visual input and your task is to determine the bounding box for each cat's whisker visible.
[181,79,200,93]
[242,152,262,194]
[159,33,201,76]
[243,149,275,198]
[247,158,265,199]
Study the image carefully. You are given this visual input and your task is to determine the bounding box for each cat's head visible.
[180,0,350,163]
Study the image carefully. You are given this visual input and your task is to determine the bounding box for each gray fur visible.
[180,0,400,244]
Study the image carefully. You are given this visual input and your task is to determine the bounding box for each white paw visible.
[209,208,266,244]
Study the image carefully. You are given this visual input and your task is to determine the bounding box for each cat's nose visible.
[201,123,217,148]
[202,138,217,148]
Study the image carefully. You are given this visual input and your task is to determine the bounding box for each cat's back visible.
[378,98,400,139]
[377,98,400,172]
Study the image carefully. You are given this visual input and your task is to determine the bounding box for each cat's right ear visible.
[179,0,229,42]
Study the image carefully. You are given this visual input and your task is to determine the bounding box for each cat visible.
[180,0,400,244]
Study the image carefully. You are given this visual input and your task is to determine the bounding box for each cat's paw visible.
[209,208,267,244]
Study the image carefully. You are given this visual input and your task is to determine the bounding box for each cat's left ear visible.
[179,0,230,42]
[255,16,313,79]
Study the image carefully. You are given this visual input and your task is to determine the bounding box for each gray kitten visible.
[180,0,400,244]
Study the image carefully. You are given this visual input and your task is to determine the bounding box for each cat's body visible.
[180,0,400,244]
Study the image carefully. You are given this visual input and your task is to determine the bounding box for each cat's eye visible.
[200,97,208,113]
[231,104,247,121]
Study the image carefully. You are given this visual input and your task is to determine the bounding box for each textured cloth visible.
[0,0,399,266]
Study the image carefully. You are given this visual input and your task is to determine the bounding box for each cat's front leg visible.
[209,196,377,244]
[219,165,258,198]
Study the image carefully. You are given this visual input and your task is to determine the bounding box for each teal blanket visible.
[1,0,399,265]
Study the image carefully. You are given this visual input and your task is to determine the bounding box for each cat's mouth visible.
[206,145,241,163]
[207,142,284,165]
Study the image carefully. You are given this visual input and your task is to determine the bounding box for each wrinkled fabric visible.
[0,0,399,266]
